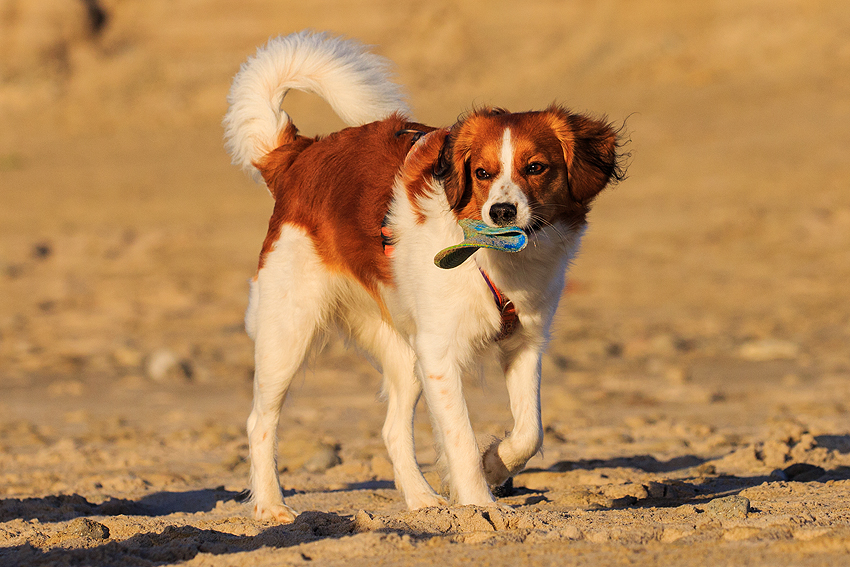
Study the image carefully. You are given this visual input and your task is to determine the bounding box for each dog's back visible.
[223,31,419,295]
[254,115,431,294]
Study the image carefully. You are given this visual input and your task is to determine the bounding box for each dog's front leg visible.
[482,343,544,487]
[416,350,495,507]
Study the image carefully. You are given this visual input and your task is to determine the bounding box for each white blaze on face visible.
[500,127,513,181]
[483,128,532,227]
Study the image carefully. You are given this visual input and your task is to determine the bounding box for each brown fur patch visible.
[254,114,433,303]
[398,129,450,223]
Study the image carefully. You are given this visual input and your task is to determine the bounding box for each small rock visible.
[783,463,826,482]
[303,444,341,473]
[145,349,190,382]
[703,495,750,520]
[65,518,109,540]
[770,469,789,481]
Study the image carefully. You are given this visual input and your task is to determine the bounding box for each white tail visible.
[223,31,410,181]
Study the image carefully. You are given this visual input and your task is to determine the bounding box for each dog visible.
[224,31,624,522]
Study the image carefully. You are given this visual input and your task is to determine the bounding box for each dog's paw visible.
[481,440,512,487]
[253,502,298,523]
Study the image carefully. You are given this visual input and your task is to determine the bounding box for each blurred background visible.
[1,0,848,436]
[2,6,850,563]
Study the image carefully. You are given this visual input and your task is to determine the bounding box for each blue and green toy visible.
[434,219,528,269]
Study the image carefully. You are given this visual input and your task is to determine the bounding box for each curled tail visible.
[223,31,410,181]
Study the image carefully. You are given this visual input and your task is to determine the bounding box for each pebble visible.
[145,349,191,382]
[703,495,750,520]
[303,444,341,473]
[65,517,110,540]
[770,469,789,481]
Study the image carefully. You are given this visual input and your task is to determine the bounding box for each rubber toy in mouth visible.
[434,218,528,269]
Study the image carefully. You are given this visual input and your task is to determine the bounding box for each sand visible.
[1,0,849,565]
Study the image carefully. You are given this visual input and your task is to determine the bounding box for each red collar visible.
[479,269,519,341]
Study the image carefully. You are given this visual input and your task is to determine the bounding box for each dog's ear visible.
[434,126,472,210]
[440,117,479,210]
[398,128,452,202]
[547,106,622,204]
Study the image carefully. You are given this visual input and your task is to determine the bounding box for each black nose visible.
[489,203,517,225]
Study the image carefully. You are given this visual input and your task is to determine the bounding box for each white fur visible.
[246,227,329,522]
[231,32,587,521]
[482,129,533,227]
[223,30,409,182]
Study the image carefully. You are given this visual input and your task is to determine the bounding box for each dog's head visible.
[433,106,624,231]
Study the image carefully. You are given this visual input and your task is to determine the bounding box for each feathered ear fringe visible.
[545,105,629,204]
[397,129,452,216]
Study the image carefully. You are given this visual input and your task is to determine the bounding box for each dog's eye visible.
[474,168,491,180]
[526,162,548,175]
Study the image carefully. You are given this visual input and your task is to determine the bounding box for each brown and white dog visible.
[224,31,623,522]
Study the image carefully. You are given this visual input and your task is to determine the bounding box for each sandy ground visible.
[2,0,850,565]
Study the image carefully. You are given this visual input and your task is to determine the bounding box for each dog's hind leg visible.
[341,304,446,510]
[379,338,447,509]
[246,230,331,522]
